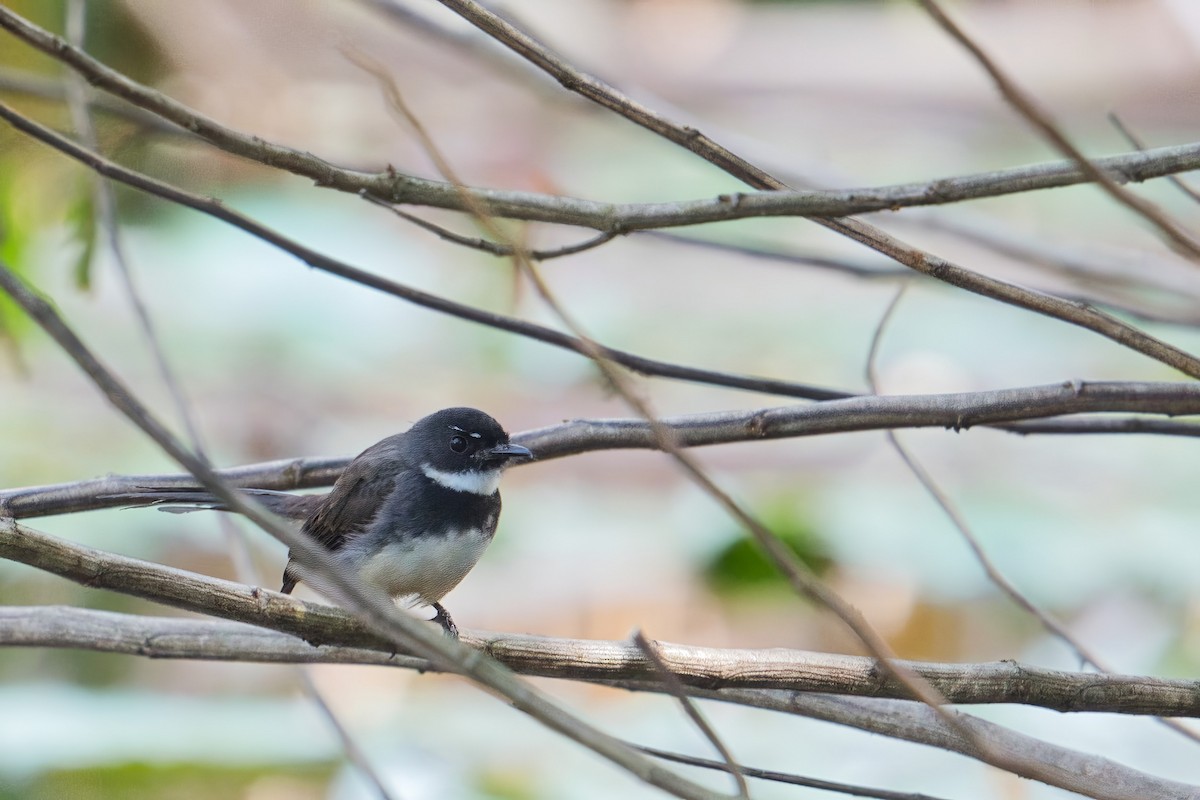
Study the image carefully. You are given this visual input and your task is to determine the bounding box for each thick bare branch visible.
[4,532,1200,717]
[5,382,1200,519]
[9,600,1198,798]
[0,66,190,137]
[0,605,409,666]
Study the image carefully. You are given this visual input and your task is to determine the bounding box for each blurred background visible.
[3,0,1200,797]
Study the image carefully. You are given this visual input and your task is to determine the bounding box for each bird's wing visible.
[298,436,404,552]
[281,435,407,595]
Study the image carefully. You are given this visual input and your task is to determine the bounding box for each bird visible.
[116,407,533,636]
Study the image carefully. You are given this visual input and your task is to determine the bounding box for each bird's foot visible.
[431,602,459,639]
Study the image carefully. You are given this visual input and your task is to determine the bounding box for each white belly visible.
[357,528,492,604]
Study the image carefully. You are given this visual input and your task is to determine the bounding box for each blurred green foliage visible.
[0,0,164,80]
[703,497,832,595]
[66,185,97,290]
[475,766,539,800]
[0,161,96,350]
[0,0,167,340]
[0,762,335,800]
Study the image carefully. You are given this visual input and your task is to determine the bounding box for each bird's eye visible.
[449,434,469,453]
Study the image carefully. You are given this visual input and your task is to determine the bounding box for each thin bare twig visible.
[643,232,905,279]
[65,8,394,787]
[0,99,844,403]
[829,214,1200,378]
[634,631,749,799]
[296,669,400,800]
[0,7,1199,229]
[1108,112,1200,206]
[886,434,1200,750]
[428,0,1200,384]
[6,5,1200,381]
[647,230,1200,329]
[7,383,1200,519]
[916,0,1200,261]
[417,0,1200,787]
[63,0,207,457]
[867,293,1096,668]
[865,288,1200,747]
[636,746,954,800]
[361,192,620,259]
[685,688,1200,800]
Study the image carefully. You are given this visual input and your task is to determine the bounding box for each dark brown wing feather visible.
[280,435,406,594]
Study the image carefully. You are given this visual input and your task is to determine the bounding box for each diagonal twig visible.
[1108,112,1200,207]
[864,287,1200,747]
[915,0,1200,261]
[0,99,844,403]
[296,668,400,800]
[63,0,207,457]
[420,3,1200,789]
[6,3,1200,381]
[684,688,1200,800]
[428,0,1200,382]
[65,5,398,785]
[0,259,728,800]
[634,631,749,799]
[361,192,620,259]
[636,745,954,800]
[353,46,1037,787]
[644,230,1200,329]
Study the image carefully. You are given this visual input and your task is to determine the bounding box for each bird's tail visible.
[103,487,317,520]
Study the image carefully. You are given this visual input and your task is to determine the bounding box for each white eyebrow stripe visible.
[448,424,483,439]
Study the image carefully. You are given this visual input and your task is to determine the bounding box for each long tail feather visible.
[103,487,322,520]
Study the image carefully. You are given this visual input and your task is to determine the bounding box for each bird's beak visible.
[483,442,534,464]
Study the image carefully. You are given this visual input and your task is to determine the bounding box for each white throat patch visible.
[422,464,502,496]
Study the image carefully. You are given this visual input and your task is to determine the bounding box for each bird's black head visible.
[409,407,533,495]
